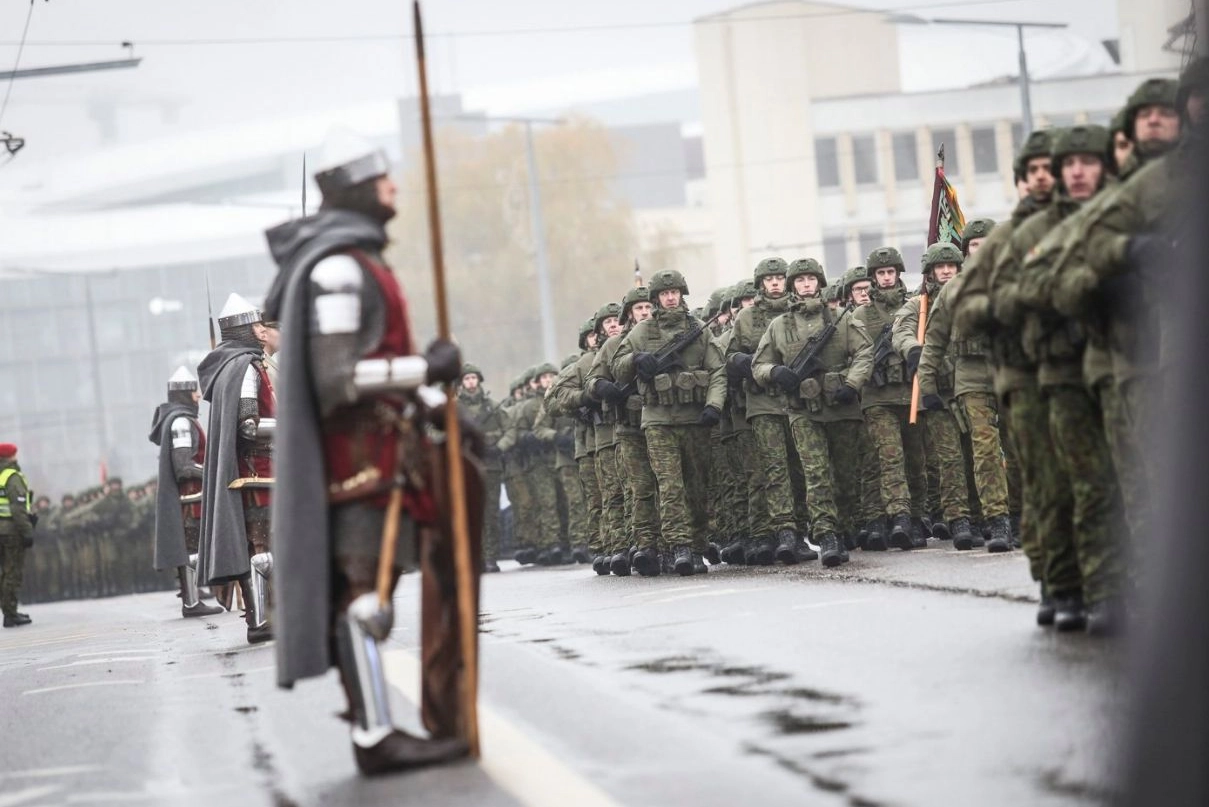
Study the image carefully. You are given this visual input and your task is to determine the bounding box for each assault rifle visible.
[869,322,896,388]
[619,308,724,397]
[784,305,853,383]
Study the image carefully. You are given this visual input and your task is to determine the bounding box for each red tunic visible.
[239,361,275,508]
[179,416,206,520]
[322,249,436,523]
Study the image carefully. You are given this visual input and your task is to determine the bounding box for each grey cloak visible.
[148,402,194,571]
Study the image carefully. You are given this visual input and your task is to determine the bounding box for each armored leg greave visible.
[338,592,396,747]
[248,551,273,629]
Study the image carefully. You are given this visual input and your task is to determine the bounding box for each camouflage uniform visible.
[457,366,507,565]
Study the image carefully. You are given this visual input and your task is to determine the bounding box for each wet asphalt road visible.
[0,542,1122,806]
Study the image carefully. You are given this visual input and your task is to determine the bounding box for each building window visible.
[932,128,958,174]
[972,127,998,174]
[852,134,878,184]
[823,235,847,276]
[858,231,883,264]
[901,242,925,272]
[815,137,840,188]
[892,132,918,182]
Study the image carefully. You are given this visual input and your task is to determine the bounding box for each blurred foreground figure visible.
[0,443,34,627]
[264,130,477,776]
[149,367,223,619]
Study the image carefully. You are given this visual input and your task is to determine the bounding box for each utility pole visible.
[521,120,558,364]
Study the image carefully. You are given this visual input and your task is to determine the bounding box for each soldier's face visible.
[793,275,819,297]
[739,297,755,309]
[461,374,479,392]
[716,310,730,326]
[761,274,787,297]
[586,332,599,349]
[850,281,872,305]
[967,237,987,255]
[262,323,280,355]
[601,316,622,338]
[874,267,898,289]
[1015,175,1029,200]
[539,372,555,389]
[1186,91,1207,125]
[1024,158,1054,200]
[658,289,681,309]
[1061,153,1104,201]
[376,176,398,216]
[1113,131,1134,171]
[513,388,524,400]
[1134,104,1180,150]
[630,301,653,323]
[191,390,202,404]
[932,263,959,284]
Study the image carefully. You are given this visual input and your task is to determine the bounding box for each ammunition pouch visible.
[649,373,674,406]
[647,371,707,407]
[624,395,644,427]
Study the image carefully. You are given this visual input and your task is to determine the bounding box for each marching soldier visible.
[538,356,591,562]
[499,372,536,562]
[0,444,34,627]
[197,292,276,644]
[457,364,506,572]
[149,367,224,618]
[264,132,471,774]
[507,364,563,564]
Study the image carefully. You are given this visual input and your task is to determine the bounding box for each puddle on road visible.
[234,705,258,714]
[763,708,853,735]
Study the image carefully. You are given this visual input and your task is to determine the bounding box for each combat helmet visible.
[594,301,623,334]
[960,218,995,255]
[1052,124,1110,164]
[920,242,964,274]
[534,362,558,379]
[753,257,789,283]
[705,287,728,318]
[866,246,905,273]
[822,284,840,304]
[786,258,827,287]
[621,285,651,323]
[561,353,579,370]
[1122,77,1179,141]
[577,318,596,351]
[841,266,870,299]
[648,269,689,296]
[460,362,484,383]
[1014,129,1054,179]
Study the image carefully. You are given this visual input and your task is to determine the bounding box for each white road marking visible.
[643,586,774,605]
[621,584,708,600]
[0,633,96,650]
[23,679,146,696]
[0,765,101,781]
[0,786,62,807]
[74,649,160,657]
[39,657,155,671]
[382,650,622,807]
[64,793,162,803]
[792,598,880,610]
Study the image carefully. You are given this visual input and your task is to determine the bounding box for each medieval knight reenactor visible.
[264,130,480,776]
[197,293,276,645]
[149,367,224,619]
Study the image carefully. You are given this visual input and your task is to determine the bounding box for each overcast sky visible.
[0,0,1117,164]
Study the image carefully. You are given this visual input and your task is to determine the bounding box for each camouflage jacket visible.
[725,292,794,419]
[847,286,910,409]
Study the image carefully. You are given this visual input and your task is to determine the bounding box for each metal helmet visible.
[460,362,483,382]
[577,317,595,351]
[1013,129,1054,179]
[921,242,964,274]
[594,301,623,333]
[621,285,650,323]
[216,292,262,332]
[786,258,827,287]
[753,257,789,282]
[1051,124,1110,164]
[314,128,391,197]
[960,218,995,255]
[1123,77,1179,141]
[648,269,689,296]
[167,366,198,392]
[866,246,904,273]
[842,266,870,298]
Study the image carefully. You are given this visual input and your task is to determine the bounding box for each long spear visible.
[909,146,944,425]
[412,0,480,757]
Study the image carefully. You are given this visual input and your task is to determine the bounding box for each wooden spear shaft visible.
[908,292,927,425]
[411,0,480,757]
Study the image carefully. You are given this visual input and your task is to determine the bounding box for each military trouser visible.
[925,427,942,518]
[577,456,604,555]
[481,469,502,562]
[862,405,927,517]
[857,424,881,524]
[958,393,1010,519]
[731,428,766,541]
[750,414,798,536]
[1005,385,1067,585]
[504,470,534,552]
[77,532,99,598]
[527,457,561,551]
[1000,416,1022,518]
[924,408,969,522]
[557,465,589,550]
[645,424,711,552]
[1105,379,1151,552]
[707,427,730,542]
[0,533,27,616]
[617,430,660,550]
[595,445,627,554]
[1047,385,1124,605]
[787,416,840,535]
[816,420,862,537]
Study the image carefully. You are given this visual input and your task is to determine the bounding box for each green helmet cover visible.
[460,362,483,381]
[960,218,995,254]
[620,285,650,323]
[1123,77,1179,140]
[594,301,623,332]
[786,257,827,286]
[866,246,904,272]
[1051,124,1110,163]
[1014,129,1054,178]
[921,242,964,272]
[648,269,689,296]
[753,257,789,282]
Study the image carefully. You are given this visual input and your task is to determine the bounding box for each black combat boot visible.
[3,613,31,628]
[818,533,844,568]
[609,551,632,577]
[591,555,610,576]
[889,514,913,550]
[720,537,747,565]
[841,531,856,551]
[704,542,722,565]
[571,546,591,564]
[1010,514,1022,548]
[631,546,661,577]
[774,528,800,565]
[1085,597,1124,638]
[747,536,775,566]
[354,730,469,777]
[864,519,887,551]
[985,515,1012,553]
[951,517,975,550]
[931,518,951,541]
[483,560,501,574]
[909,517,928,548]
[513,547,536,565]
[1036,584,1056,627]
[672,545,708,576]
[1053,593,1087,633]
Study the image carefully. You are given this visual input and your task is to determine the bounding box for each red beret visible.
[0,443,16,458]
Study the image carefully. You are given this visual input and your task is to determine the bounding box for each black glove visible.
[555,432,575,452]
[698,405,722,428]
[423,338,462,385]
[29,512,39,529]
[592,378,627,404]
[726,352,753,382]
[906,345,922,376]
[1125,233,1173,275]
[832,383,858,405]
[575,405,595,425]
[520,433,540,451]
[633,352,660,382]
[922,393,946,412]
[769,365,800,394]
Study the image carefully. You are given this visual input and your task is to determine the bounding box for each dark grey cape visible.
[197,342,260,585]
[148,402,194,571]
[264,209,388,689]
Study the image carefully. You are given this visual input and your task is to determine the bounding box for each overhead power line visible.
[0,0,36,129]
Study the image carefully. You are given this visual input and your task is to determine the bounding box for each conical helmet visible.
[314,128,391,196]
[167,366,198,392]
[217,293,262,330]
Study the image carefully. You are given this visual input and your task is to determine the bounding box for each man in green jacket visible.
[457,363,507,572]
[0,444,35,627]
